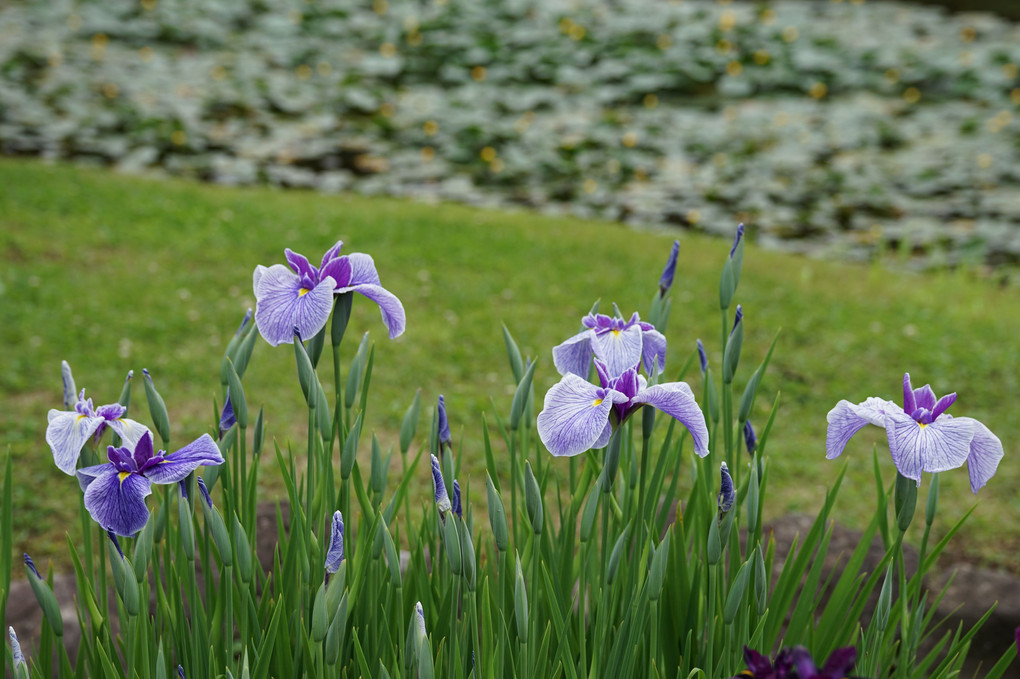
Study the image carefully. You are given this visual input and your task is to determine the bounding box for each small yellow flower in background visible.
[903,87,921,104]
[656,34,672,50]
[569,24,586,41]
[471,66,487,81]
[582,178,597,194]
[716,39,732,54]
[643,93,658,109]
[139,46,154,62]
[490,158,505,173]
[423,120,439,136]
[782,26,799,42]
[1002,63,1018,80]
[295,64,312,80]
[380,43,397,58]
[317,61,331,76]
[480,146,497,163]
[718,10,736,31]
[559,17,573,34]
[958,51,973,67]
[960,26,976,42]
[48,53,63,68]
[103,83,120,99]
[1011,88,1020,105]
[407,31,422,46]
[379,102,395,117]
[884,68,900,84]
[210,65,227,81]
[753,50,770,65]
[634,166,648,181]
[420,146,435,162]
[686,209,701,224]
[403,15,419,32]
[809,81,827,99]
[726,61,743,77]
[606,159,621,174]
[170,130,187,146]
[622,131,638,147]
[373,0,388,14]
[773,111,791,127]
[287,9,302,24]
[976,153,993,168]
[760,8,776,24]
[140,0,157,9]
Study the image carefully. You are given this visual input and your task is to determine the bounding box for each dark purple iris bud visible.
[553,311,666,380]
[827,372,1003,493]
[696,339,708,374]
[437,395,451,448]
[658,240,680,295]
[8,626,24,668]
[324,510,344,574]
[235,308,253,336]
[452,480,462,519]
[76,430,224,536]
[729,223,745,259]
[253,241,405,346]
[197,477,213,509]
[23,554,40,580]
[718,463,735,513]
[537,357,708,459]
[219,390,236,439]
[46,389,148,475]
[178,666,186,679]
[106,530,125,559]
[731,304,743,336]
[431,454,451,514]
[743,420,757,455]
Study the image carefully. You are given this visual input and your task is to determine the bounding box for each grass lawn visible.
[1,158,1018,572]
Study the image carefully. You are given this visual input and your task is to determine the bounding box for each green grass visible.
[1,158,1018,572]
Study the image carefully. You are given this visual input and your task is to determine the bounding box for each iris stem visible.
[306,405,316,525]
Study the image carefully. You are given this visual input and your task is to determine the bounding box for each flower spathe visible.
[826,373,1003,492]
[552,311,666,379]
[253,240,405,346]
[325,510,344,574]
[431,454,451,514]
[537,358,708,458]
[46,389,148,475]
[76,430,224,536]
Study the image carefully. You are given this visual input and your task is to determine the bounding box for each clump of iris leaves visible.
[1,0,1020,269]
[2,230,1018,678]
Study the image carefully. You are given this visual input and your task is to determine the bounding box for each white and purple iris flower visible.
[46,390,148,475]
[552,312,667,380]
[76,430,224,536]
[826,373,1003,492]
[324,510,344,574]
[537,357,709,458]
[252,240,406,347]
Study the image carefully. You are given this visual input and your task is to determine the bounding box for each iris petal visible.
[884,410,974,483]
[346,253,382,286]
[631,382,710,457]
[824,397,893,460]
[552,330,594,378]
[254,264,336,346]
[82,468,152,536]
[343,283,406,339]
[537,374,625,457]
[143,434,224,485]
[46,410,104,474]
[961,418,1003,493]
[590,324,643,378]
[640,327,667,376]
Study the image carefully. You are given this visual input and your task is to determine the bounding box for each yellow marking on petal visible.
[118,471,130,484]
[592,399,604,408]
[611,329,621,337]
[918,422,927,429]
[298,287,310,297]
[76,415,86,422]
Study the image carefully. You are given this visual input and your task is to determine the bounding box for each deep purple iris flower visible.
[253,241,405,347]
[734,645,859,679]
[826,373,1003,492]
[76,430,224,536]
[553,311,666,379]
[537,357,708,458]
[46,390,148,475]
[324,510,344,574]
[431,454,452,514]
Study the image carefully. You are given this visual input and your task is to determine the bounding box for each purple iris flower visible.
[718,462,735,513]
[437,395,451,448]
[743,420,757,455]
[431,454,452,514]
[696,339,708,374]
[733,645,859,679]
[537,358,708,458]
[219,390,236,439]
[252,240,405,347]
[730,223,745,259]
[658,240,680,295]
[8,626,24,668]
[46,389,148,475]
[76,430,224,536]
[552,311,667,379]
[452,480,462,519]
[826,373,1003,492]
[325,510,344,574]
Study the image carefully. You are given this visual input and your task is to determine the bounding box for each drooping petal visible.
[107,418,149,452]
[252,265,267,296]
[95,403,127,421]
[77,463,113,492]
[346,253,382,286]
[591,420,613,449]
[537,374,627,458]
[631,382,710,457]
[143,434,224,485]
[640,327,667,376]
[46,410,104,474]
[824,397,895,460]
[590,324,643,378]
[83,468,153,536]
[254,264,336,346]
[885,410,975,484]
[961,418,1003,493]
[552,331,594,378]
[345,284,405,339]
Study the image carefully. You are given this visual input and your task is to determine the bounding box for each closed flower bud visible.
[658,240,680,296]
[696,339,708,374]
[743,420,757,456]
[311,583,328,641]
[142,369,171,447]
[431,454,451,514]
[24,554,63,637]
[718,463,735,513]
[325,511,344,575]
[9,626,25,669]
[436,395,451,449]
[233,515,254,585]
[514,555,529,643]
[61,361,76,410]
[524,461,543,534]
[485,472,509,551]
